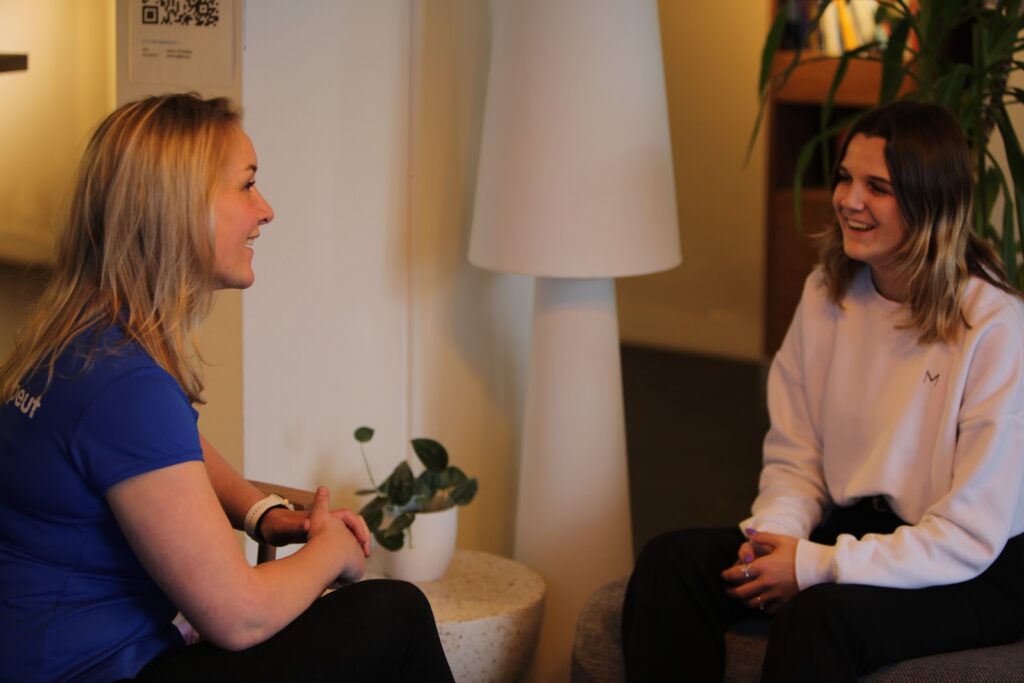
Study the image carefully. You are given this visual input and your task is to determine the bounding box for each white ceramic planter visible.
[381,506,458,582]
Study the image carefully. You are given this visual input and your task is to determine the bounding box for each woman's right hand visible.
[307,486,366,584]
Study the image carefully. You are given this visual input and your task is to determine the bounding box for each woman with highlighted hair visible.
[0,94,454,682]
[623,101,1024,682]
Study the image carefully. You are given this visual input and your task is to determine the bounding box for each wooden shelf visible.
[772,51,884,108]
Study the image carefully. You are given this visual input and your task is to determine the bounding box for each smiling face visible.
[211,126,274,290]
[833,133,909,300]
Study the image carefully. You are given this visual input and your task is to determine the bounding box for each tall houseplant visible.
[755,0,1024,285]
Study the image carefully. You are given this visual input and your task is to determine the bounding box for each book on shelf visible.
[835,0,861,51]
[819,1,842,56]
[782,0,886,56]
[849,0,885,45]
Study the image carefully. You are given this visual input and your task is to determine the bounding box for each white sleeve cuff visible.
[738,516,806,539]
[795,539,836,589]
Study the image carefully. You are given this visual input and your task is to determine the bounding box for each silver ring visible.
[742,564,751,580]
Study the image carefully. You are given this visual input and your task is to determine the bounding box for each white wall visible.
[241,1,414,511]
[241,0,533,557]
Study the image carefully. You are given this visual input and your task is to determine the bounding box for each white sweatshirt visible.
[742,266,1024,590]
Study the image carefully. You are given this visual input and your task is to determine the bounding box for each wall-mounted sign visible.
[128,0,235,88]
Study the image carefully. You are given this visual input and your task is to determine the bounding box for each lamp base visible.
[515,277,634,683]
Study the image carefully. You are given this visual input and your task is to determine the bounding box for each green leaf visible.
[410,477,433,505]
[746,91,771,168]
[438,466,467,489]
[758,7,789,96]
[992,105,1024,283]
[819,47,872,181]
[937,64,971,112]
[355,488,379,496]
[374,528,404,551]
[979,166,1003,224]
[451,478,478,506]
[411,438,448,472]
[387,461,415,506]
[879,18,912,105]
[386,511,415,534]
[1002,182,1018,286]
[1008,87,1024,106]
[986,15,1020,69]
[359,497,386,532]
[354,426,374,443]
[374,511,416,551]
[417,468,443,494]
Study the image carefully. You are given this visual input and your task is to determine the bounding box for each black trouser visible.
[621,498,1024,683]
[132,579,455,682]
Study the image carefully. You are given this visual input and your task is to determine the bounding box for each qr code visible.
[141,0,220,27]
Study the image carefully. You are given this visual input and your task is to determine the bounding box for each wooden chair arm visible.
[247,480,316,564]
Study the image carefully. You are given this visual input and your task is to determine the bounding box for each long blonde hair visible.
[819,101,1015,344]
[0,93,241,404]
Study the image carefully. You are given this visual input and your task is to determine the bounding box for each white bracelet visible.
[244,494,292,543]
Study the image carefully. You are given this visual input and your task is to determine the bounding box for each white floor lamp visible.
[468,1,681,680]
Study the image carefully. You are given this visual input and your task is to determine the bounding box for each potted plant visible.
[755,0,1024,285]
[353,426,478,581]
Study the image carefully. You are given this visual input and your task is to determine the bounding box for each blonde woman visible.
[622,102,1024,682]
[0,94,454,682]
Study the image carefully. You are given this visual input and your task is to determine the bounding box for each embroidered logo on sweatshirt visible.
[923,371,940,385]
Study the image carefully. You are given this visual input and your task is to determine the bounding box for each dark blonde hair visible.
[0,93,241,403]
[818,101,1014,344]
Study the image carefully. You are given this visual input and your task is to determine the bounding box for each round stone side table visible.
[415,550,545,683]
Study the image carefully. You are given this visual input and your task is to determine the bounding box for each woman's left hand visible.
[720,530,800,614]
[259,508,372,557]
[258,508,311,547]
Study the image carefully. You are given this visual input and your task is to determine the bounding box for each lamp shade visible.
[469,0,681,278]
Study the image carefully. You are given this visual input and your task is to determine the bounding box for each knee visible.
[636,530,684,565]
[372,579,432,611]
[633,528,733,581]
[771,584,863,645]
[369,579,436,626]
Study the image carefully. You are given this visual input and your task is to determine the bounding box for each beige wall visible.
[0,0,115,362]
[0,0,115,265]
[617,1,770,362]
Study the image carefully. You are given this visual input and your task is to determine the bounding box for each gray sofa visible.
[572,578,1024,683]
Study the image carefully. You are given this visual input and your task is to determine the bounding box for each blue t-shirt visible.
[0,327,204,682]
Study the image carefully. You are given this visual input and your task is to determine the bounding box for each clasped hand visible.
[720,530,799,614]
[258,491,372,558]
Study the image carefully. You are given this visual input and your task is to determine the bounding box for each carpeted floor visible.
[621,345,770,558]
